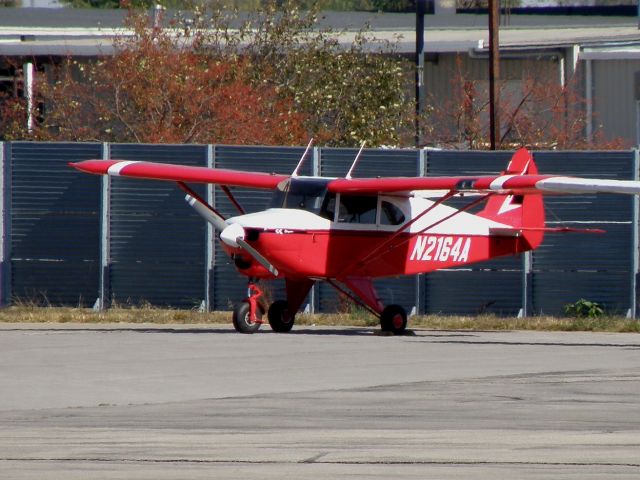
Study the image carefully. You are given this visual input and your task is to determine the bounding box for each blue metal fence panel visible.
[424,150,523,315]
[530,151,635,315]
[319,147,419,178]
[424,269,523,316]
[8,142,101,305]
[318,148,420,314]
[108,144,207,307]
[2,142,638,318]
[211,145,309,310]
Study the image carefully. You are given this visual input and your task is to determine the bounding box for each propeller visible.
[220,224,279,277]
[184,191,279,277]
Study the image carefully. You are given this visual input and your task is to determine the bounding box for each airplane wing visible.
[69,159,288,190]
[71,154,640,196]
[327,174,640,196]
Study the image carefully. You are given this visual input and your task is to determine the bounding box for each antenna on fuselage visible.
[345,141,366,180]
[291,138,314,177]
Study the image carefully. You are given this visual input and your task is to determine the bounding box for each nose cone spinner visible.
[220,223,245,249]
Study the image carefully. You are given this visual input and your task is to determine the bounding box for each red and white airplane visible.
[70,145,640,334]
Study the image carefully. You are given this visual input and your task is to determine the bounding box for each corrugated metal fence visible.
[1,142,637,317]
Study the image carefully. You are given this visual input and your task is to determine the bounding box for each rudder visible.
[479,148,545,250]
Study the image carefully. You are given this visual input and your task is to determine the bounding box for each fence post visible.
[415,148,426,315]
[419,148,428,314]
[307,146,321,314]
[520,251,533,317]
[631,148,639,318]
[1,142,12,308]
[97,142,111,311]
[205,144,215,312]
[0,142,5,307]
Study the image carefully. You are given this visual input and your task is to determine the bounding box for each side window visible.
[338,195,377,224]
[319,192,337,221]
[380,200,405,226]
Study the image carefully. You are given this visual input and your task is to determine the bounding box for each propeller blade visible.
[220,224,279,277]
[236,237,279,277]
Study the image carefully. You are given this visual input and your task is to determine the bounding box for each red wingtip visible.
[69,159,118,175]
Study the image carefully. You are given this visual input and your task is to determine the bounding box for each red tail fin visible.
[479,148,545,249]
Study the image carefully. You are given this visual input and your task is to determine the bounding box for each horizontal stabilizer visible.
[490,226,605,236]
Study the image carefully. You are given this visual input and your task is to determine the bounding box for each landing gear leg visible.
[232,280,264,334]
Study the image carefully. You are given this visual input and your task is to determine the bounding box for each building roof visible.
[1,7,639,56]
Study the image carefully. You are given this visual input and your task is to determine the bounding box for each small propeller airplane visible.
[70,142,640,334]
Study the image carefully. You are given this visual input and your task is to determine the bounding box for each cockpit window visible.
[319,192,337,221]
[270,178,331,215]
[380,200,405,226]
[338,195,377,224]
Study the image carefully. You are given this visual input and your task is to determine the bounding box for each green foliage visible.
[563,298,605,319]
[58,0,198,8]
[233,1,414,146]
[55,0,410,11]
[370,0,415,12]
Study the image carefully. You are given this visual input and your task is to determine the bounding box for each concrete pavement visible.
[0,323,638,479]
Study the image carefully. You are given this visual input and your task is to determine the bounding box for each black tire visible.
[380,304,407,335]
[268,300,295,333]
[232,302,262,334]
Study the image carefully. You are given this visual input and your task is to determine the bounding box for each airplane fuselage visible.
[221,176,531,280]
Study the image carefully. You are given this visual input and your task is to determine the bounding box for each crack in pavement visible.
[1,458,640,468]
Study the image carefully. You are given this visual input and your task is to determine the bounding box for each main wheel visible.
[380,304,407,335]
[268,300,295,333]
[232,302,262,334]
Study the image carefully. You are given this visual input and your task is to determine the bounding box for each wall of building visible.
[591,58,640,147]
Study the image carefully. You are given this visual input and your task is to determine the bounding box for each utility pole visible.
[488,0,500,150]
[415,0,427,148]
[23,62,34,134]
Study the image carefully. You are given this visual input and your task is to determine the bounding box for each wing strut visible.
[220,185,246,215]
[326,279,381,318]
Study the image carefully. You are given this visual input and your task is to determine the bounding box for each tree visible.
[4,12,307,145]
[227,1,414,146]
[2,3,413,147]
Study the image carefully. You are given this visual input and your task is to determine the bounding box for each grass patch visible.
[0,306,639,332]
[0,305,230,325]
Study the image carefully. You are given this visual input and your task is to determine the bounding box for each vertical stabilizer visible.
[479,148,545,249]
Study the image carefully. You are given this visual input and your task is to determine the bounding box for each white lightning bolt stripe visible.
[498,195,521,215]
[489,175,516,190]
[107,161,141,176]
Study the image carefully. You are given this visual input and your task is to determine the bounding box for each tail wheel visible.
[380,304,407,335]
[268,300,295,333]
[232,302,263,334]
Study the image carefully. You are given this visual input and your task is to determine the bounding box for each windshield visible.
[270,177,331,215]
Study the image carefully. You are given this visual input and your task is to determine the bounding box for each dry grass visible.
[0,305,229,325]
[0,305,638,333]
